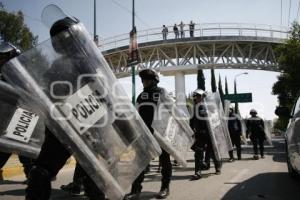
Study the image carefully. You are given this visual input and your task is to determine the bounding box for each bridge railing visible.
[99,23,289,51]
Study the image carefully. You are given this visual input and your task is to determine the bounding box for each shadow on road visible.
[222,172,300,200]
[0,187,89,199]
[0,189,25,196]
[139,191,158,200]
[0,180,24,185]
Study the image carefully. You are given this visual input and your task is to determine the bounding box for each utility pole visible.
[94,0,99,45]
[130,0,137,104]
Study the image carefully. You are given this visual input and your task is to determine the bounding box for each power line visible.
[108,0,150,28]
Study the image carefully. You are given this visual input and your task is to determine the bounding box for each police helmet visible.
[0,42,21,66]
[193,89,206,97]
[139,69,159,83]
[50,17,78,37]
[250,109,257,115]
[49,17,79,54]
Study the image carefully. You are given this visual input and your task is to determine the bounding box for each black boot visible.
[215,168,221,175]
[156,186,169,199]
[123,190,141,200]
[60,182,83,195]
[228,151,234,162]
[237,152,242,160]
[190,171,202,180]
[215,161,221,175]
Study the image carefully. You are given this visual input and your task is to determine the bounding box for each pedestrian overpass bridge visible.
[99,23,289,105]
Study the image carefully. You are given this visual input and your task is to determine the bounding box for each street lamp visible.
[234,72,248,113]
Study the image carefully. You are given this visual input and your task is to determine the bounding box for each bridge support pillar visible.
[175,72,189,116]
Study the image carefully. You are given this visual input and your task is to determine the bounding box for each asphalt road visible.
[1,137,300,200]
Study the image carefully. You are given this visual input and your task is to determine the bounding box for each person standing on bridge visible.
[124,69,172,200]
[162,25,168,40]
[179,21,185,38]
[246,109,266,160]
[173,24,179,39]
[189,20,195,37]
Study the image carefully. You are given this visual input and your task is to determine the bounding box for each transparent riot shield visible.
[2,6,161,200]
[0,81,44,158]
[203,92,231,161]
[151,88,194,167]
[224,100,231,117]
[236,110,248,145]
[213,93,233,152]
[264,120,273,146]
[224,100,247,145]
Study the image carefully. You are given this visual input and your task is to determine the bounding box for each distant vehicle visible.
[275,96,300,178]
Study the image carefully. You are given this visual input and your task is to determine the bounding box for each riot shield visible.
[224,100,231,117]
[224,100,247,145]
[264,120,273,146]
[151,88,194,167]
[213,93,233,152]
[236,110,248,145]
[203,92,231,161]
[2,7,161,200]
[0,81,44,158]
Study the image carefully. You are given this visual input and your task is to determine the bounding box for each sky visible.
[2,0,299,120]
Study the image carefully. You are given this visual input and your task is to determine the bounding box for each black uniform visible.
[228,113,242,160]
[190,103,221,176]
[25,127,104,200]
[246,116,266,157]
[129,85,172,194]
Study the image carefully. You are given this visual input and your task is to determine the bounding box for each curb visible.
[0,155,76,180]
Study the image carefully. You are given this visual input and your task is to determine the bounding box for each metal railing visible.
[99,23,290,51]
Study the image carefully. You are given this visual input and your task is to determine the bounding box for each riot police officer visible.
[25,17,105,200]
[228,107,242,161]
[0,42,34,182]
[124,69,172,199]
[246,109,266,160]
[190,89,221,180]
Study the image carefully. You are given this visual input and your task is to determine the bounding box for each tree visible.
[272,21,300,130]
[225,76,229,95]
[211,69,217,92]
[197,69,205,90]
[218,74,224,105]
[0,8,37,50]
